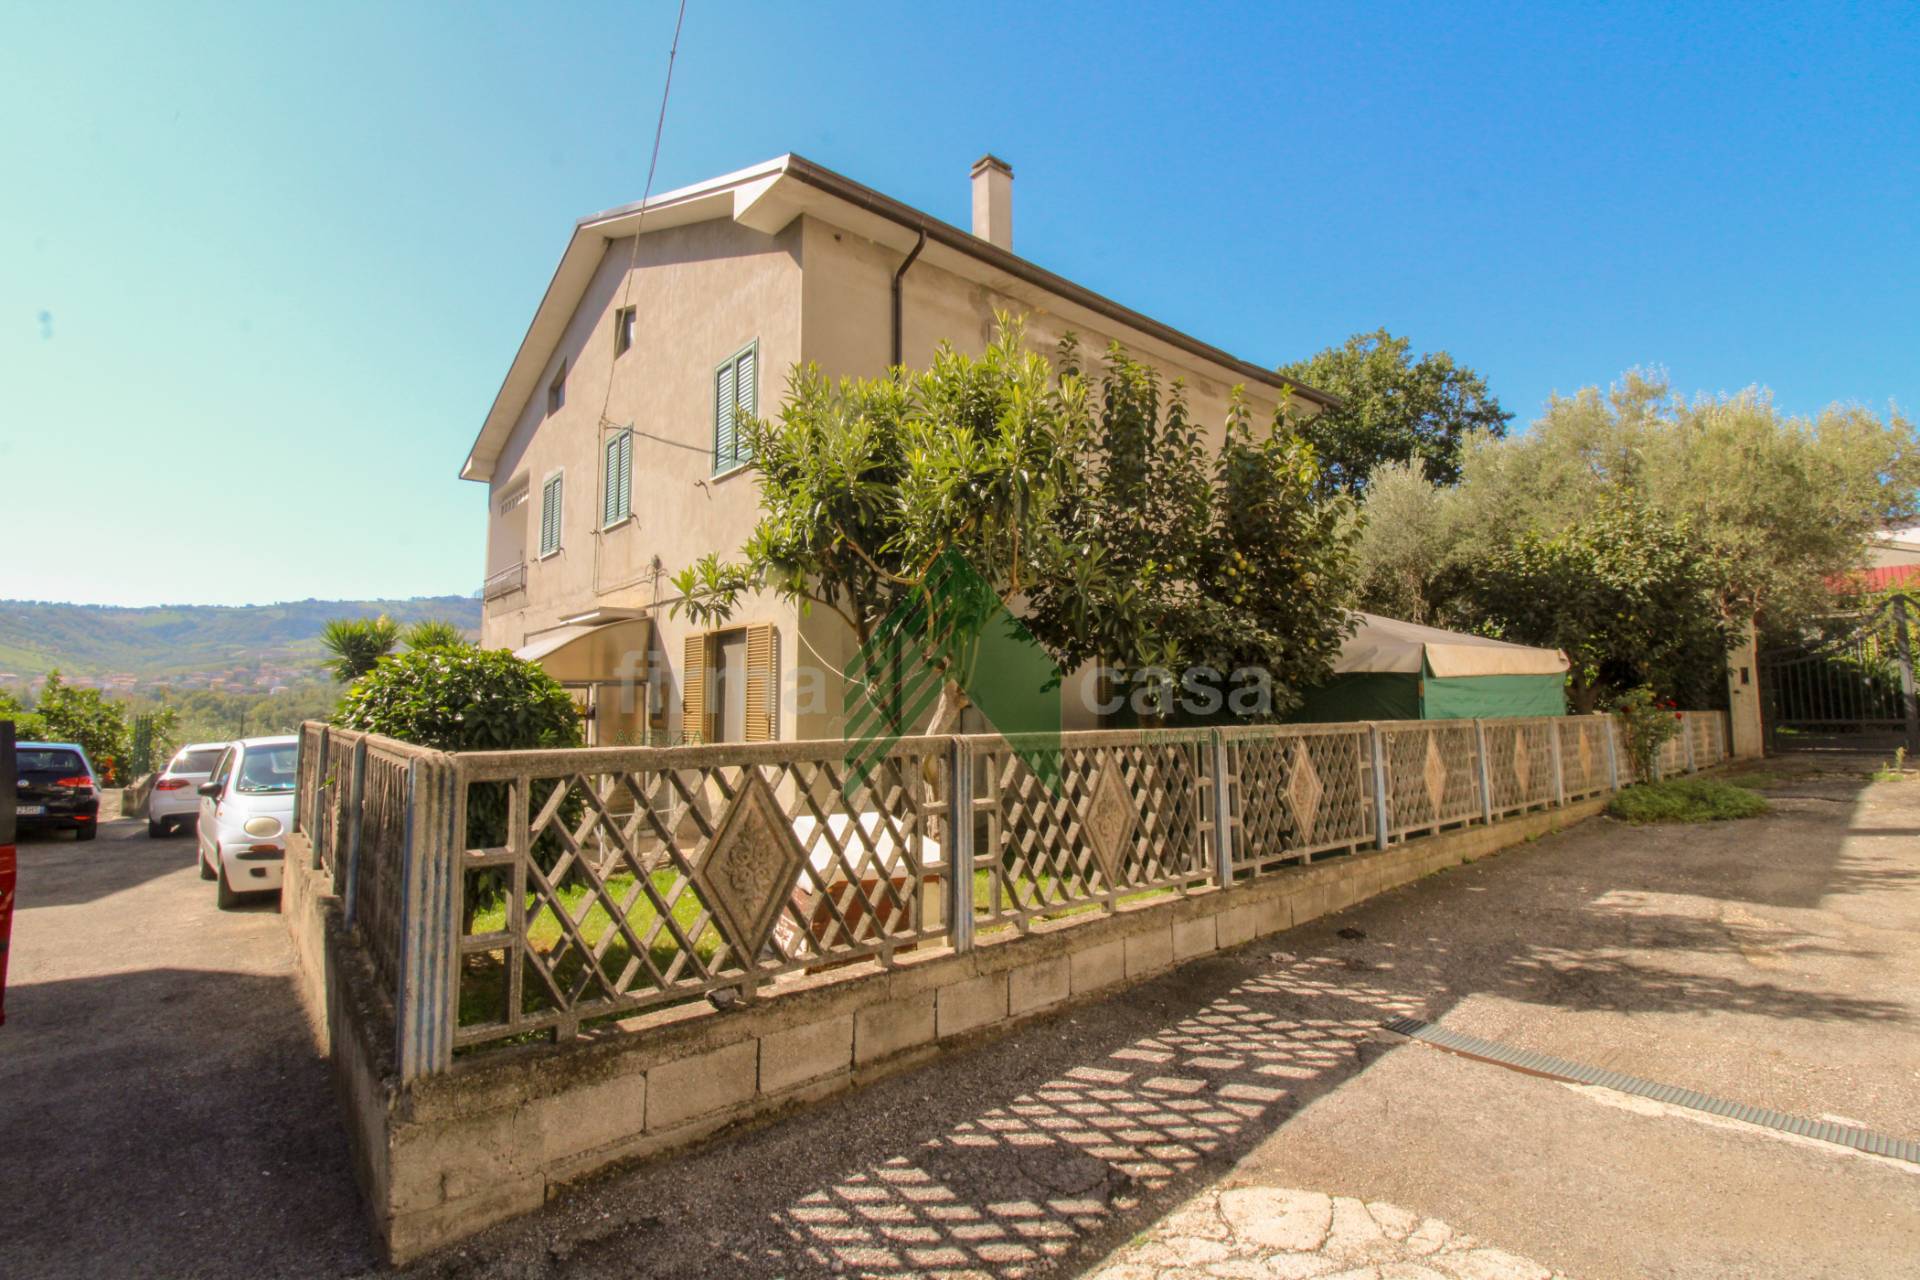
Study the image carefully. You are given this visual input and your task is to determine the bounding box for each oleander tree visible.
[674,316,1359,729]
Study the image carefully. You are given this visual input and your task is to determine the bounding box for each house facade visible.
[463,154,1333,746]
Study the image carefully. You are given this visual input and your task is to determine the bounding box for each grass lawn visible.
[458,864,1173,1031]
[1609,778,1770,824]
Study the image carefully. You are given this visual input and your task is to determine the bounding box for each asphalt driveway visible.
[0,814,376,1278]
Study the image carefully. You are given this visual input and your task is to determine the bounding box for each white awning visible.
[1334,612,1568,679]
[514,617,653,683]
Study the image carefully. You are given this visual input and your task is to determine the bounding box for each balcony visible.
[481,561,527,602]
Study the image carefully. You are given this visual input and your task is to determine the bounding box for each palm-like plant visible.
[400,619,472,652]
[320,615,398,682]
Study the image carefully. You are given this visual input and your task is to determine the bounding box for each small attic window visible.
[547,361,567,415]
[614,306,636,357]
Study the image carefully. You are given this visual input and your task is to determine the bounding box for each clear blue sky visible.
[6,1,1916,607]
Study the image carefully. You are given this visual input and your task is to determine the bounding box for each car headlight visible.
[243,816,283,838]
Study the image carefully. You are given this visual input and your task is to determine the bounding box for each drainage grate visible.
[1382,1017,1920,1165]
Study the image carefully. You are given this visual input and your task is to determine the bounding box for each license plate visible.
[16,805,44,816]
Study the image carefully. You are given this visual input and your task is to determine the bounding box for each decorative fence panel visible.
[963,730,1215,933]
[1557,717,1614,801]
[1484,718,1557,814]
[449,736,955,1049]
[1220,723,1375,875]
[290,707,1736,1079]
[1379,720,1485,839]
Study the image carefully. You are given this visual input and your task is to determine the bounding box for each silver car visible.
[195,735,298,909]
[147,741,228,838]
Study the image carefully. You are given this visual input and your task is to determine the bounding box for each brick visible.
[759,1015,853,1094]
[936,973,1007,1038]
[1070,938,1126,995]
[855,992,935,1065]
[1125,926,1173,978]
[1172,915,1217,960]
[645,1039,757,1131]
[513,1069,647,1165]
[1217,903,1256,949]
[1254,893,1290,937]
[1008,956,1071,1016]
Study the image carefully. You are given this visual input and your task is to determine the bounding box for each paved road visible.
[0,816,377,1278]
[6,757,1917,1279]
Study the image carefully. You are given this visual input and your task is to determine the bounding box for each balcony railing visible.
[481,561,526,601]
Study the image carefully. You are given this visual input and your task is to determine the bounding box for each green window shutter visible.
[541,474,563,556]
[601,431,631,526]
[616,430,631,521]
[736,345,756,420]
[714,359,737,471]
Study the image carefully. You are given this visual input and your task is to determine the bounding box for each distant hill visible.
[0,596,483,684]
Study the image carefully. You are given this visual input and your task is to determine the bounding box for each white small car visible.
[148,741,229,837]
[196,735,299,909]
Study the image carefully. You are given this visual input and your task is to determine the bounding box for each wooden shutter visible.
[681,633,709,744]
[743,623,778,743]
[713,359,737,470]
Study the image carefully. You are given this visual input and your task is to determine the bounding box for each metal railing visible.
[481,561,527,601]
[291,709,1733,1080]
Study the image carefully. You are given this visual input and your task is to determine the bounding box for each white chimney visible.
[970,154,1013,251]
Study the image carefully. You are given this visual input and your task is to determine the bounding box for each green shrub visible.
[333,647,579,752]
[333,648,583,881]
[1609,779,1769,824]
[1610,685,1683,779]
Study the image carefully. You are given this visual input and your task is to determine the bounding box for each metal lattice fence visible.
[290,708,1734,1079]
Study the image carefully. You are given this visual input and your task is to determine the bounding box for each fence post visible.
[1548,720,1565,807]
[309,725,330,870]
[1683,714,1697,774]
[1895,595,1919,754]
[1369,725,1391,849]
[291,723,307,835]
[1210,732,1235,888]
[1473,719,1493,824]
[945,739,975,955]
[395,755,459,1082]
[341,737,368,925]
[1604,716,1621,792]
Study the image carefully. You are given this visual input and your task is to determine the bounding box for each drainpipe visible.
[890,229,927,369]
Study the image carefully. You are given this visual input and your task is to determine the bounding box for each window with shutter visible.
[681,633,709,744]
[540,473,563,557]
[601,429,632,527]
[711,340,759,474]
[743,623,777,742]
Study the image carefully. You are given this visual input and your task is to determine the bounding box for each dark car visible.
[14,742,101,842]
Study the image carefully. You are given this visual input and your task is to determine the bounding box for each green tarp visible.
[1289,667,1567,723]
[1287,612,1570,722]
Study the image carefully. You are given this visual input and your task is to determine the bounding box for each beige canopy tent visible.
[515,615,654,743]
[1291,612,1569,722]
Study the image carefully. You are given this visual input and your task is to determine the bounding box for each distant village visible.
[0,660,314,697]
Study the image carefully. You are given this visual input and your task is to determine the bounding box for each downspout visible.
[890,229,927,369]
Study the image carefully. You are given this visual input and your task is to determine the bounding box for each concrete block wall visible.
[285,796,1609,1264]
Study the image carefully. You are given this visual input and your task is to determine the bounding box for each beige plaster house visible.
[463,153,1333,746]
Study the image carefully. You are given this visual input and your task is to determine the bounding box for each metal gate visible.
[1760,593,1920,752]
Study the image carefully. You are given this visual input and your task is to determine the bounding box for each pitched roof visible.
[461,154,1337,482]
